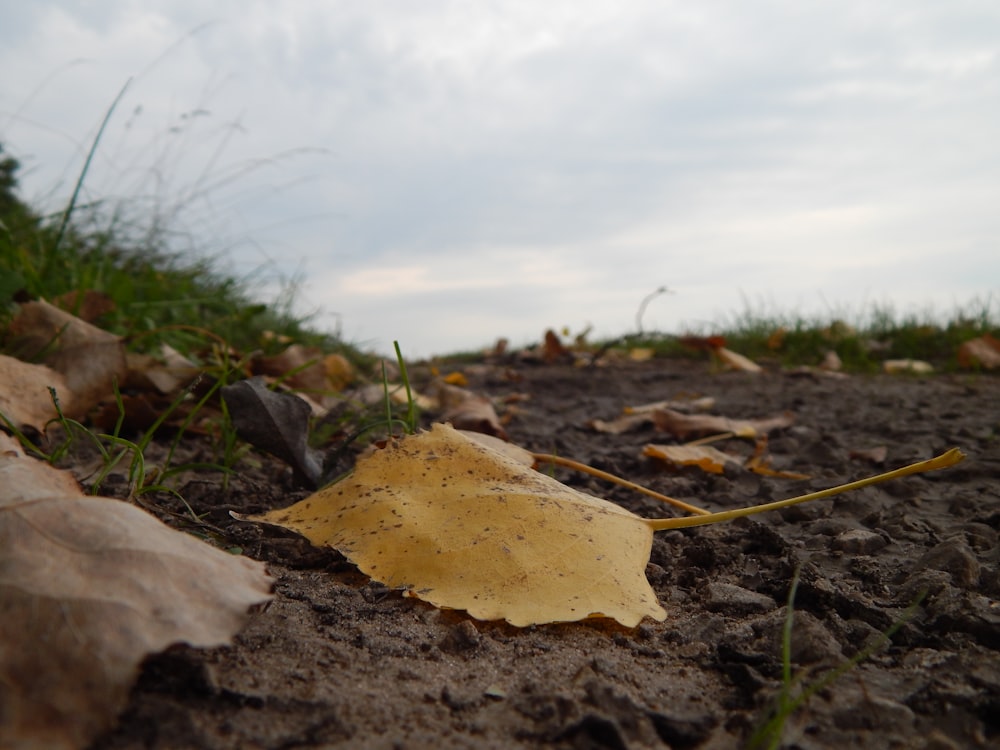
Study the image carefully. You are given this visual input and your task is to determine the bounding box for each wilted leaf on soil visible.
[247,423,667,627]
[643,443,737,473]
[715,346,763,373]
[6,299,126,419]
[222,376,324,486]
[51,289,116,322]
[883,359,934,374]
[644,440,810,479]
[591,396,716,434]
[125,344,200,394]
[0,434,273,750]
[652,408,795,439]
[0,355,69,432]
[245,423,963,628]
[433,380,507,439]
[957,334,1000,370]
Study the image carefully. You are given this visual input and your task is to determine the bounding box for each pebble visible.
[702,582,776,615]
[832,528,888,554]
[915,540,981,587]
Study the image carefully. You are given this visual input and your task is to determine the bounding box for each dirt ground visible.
[93,359,999,749]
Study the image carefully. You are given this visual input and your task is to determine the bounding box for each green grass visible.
[608,295,998,373]
[747,568,925,749]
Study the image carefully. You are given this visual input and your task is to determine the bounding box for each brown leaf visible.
[254,344,328,393]
[678,335,726,352]
[0,435,273,750]
[51,290,116,322]
[651,408,795,439]
[643,443,737,474]
[7,300,126,419]
[0,355,69,433]
[542,329,571,363]
[957,334,1000,370]
[434,380,507,439]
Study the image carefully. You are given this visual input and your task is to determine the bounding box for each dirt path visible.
[95,360,999,749]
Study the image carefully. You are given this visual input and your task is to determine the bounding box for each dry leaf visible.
[625,396,716,415]
[6,299,126,419]
[588,412,653,435]
[678,335,727,352]
[222,376,324,486]
[324,353,355,390]
[52,290,116,322]
[651,408,794,439]
[883,359,934,374]
[433,380,507,438]
[643,444,737,474]
[0,355,69,432]
[125,344,199,394]
[246,423,666,627]
[542,329,572,363]
[819,350,843,371]
[957,334,1000,370]
[850,446,888,464]
[244,425,964,628]
[715,347,763,373]
[0,435,273,750]
[254,344,328,393]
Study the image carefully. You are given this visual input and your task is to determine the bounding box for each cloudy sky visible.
[2,1,998,356]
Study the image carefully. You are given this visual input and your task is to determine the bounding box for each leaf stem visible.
[646,448,965,531]
[532,452,712,516]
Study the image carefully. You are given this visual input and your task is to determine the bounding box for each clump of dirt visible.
[94,360,999,749]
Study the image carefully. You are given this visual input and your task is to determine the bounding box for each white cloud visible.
[1,1,998,354]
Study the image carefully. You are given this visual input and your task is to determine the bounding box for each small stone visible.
[703,582,776,615]
[832,528,888,554]
[916,540,981,587]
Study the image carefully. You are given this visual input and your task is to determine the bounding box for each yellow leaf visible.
[247,423,666,627]
[642,444,737,474]
[244,425,965,628]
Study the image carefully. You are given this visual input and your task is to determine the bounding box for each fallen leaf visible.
[767,327,787,351]
[850,446,888,464]
[443,371,469,386]
[542,329,572,363]
[643,444,737,474]
[715,346,763,373]
[324,353,355,390]
[625,396,716,414]
[957,334,1000,370]
[51,290,116,322]
[433,380,507,439]
[125,344,199,394]
[819,350,843,371]
[254,344,328,393]
[222,376,324,486]
[246,423,666,627]
[245,424,964,628]
[0,355,68,433]
[678,335,727,352]
[0,434,272,750]
[6,299,126,419]
[589,412,653,435]
[883,359,934,375]
[651,408,795,439]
